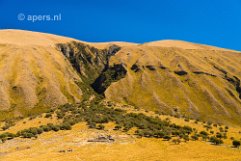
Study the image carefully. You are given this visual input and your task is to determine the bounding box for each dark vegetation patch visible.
[213,65,227,74]
[91,64,127,94]
[1,101,235,146]
[1,119,15,130]
[193,71,216,77]
[159,65,166,70]
[174,70,188,76]
[57,42,123,96]
[214,64,241,99]
[131,64,141,72]
[145,65,156,71]
[0,101,195,143]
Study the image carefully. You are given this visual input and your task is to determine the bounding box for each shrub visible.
[209,136,223,145]
[0,132,15,140]
[216,132,222,139]
[182,135,189,142]
[96,124,105,130]
[163,135,171,141]
[60,122,71,130]
[56,112,65,119]
[200,131,208,136]
[191,134,199,141]
[232,140,240,148]
[114,125,122,130]
[40,125,51,132]
[219,127,224,132]
[2,120,15,130]
[52,125,60,132]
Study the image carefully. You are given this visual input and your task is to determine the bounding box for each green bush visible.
[2,120,15,130]
[96,124,105,130]
[232,140,240,148]
[52,125,60,132]
[209,136,223,145]
[163,135,171,141]
[60,122,72,130]
[191,134,199,141]
[200,131,208,136]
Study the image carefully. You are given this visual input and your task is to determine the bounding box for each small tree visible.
[163,135,171,141]
[209,136,223,145]
[232,140,240,148]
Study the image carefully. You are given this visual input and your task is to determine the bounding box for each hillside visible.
[0,29,241,160]
[104,44,241,125]
[0,29,241,126]
[0,30,83,119]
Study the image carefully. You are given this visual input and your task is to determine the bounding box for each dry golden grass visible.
[105,45,241,125]
[0,30,83,117]
[0,116,240,161]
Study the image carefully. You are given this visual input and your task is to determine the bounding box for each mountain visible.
[0,30,83,118]
[104,41,241,125]
[0,29,241,125]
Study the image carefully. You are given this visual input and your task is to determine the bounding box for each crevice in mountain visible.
[91,64,127,94]
[193,71,216,77]
[174,70,188,76]
[159,65,166,70]
[224,75,241,100]
[213,65,227,75]
[213,65,241,100]
[56,41,123,97]
[145,65,156,71]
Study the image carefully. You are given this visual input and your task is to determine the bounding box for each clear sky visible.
[0,0,241,50]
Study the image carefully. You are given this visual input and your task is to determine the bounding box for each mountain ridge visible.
[0,29,241,125]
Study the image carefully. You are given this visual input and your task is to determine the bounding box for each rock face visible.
[0,29,241,125]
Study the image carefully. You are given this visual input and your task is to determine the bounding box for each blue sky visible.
[0,0,241,50]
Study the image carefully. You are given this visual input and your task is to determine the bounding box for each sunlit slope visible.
[105,44,241,125]
[0,29,241,125]
[0,30,82,117]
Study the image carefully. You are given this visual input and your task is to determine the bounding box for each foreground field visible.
[1,116,240,161]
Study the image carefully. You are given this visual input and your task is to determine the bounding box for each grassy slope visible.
[0,31,83,120]
[105,45,241,125]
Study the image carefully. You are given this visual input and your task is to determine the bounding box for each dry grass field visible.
[0,114,241,161]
